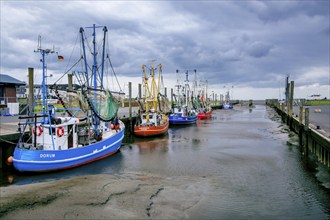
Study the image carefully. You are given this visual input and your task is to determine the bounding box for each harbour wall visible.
[266,99,330,168]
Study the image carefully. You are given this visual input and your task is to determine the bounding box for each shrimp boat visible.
[169,70,198,125]
[223,90,233,110]
[197,80,212,119]
[134,62,169,137]
[198,107,212,119]
[223,101,233,110]
[12,24,125,172]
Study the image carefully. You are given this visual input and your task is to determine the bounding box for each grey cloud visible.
[246,41,273,58]
[1,1,329,97]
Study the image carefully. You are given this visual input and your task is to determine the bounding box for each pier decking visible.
[267,99,330,168]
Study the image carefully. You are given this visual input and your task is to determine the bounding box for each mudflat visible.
[0,172,209,219]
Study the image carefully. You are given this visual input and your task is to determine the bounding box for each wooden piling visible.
[68,74,73,104]
[286,82,291,116]
[304,108,309,131]
[68,74,73,90]
[299,106,303,124]
[128,82,132,133]
[138,83,141,100]
[28,68,34,116]
[289,81,294,116]
[171,88,173,104]
[303,108,309,157]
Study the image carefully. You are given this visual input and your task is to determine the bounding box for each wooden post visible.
[68,74,73,105]
[165,87,167,98]
[171,88,173,103]
[303,108,310,157]
[289,81,294,117]
[68,74,73,91]
[128,82,132,133]
[281,103,284,112]
[299,106,303,124]
[138,83,141,100]
[304,108,309,130]
[285,75,289,107]
[28,67,34,116]
[286,82,291,116]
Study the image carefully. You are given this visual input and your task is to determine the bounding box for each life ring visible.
[32,126,43,136]
[56,126,65,137]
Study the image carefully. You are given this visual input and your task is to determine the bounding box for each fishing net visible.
[84,89,119,122]
[55,88,88,120]
[158,93,170,113]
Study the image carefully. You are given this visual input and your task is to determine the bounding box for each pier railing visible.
[266,99,330,168]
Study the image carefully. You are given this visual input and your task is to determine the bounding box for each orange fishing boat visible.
[134,62,169,137]
[134,111,169,137]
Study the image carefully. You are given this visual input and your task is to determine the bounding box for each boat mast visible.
[142,64,150,122]
[185,70,189,107]
[150,61,158,111]
[157,64,162,109]
[100,26,107,87]
[80,28,89,88]
[81,24,104,130]
[34,35,54,122]
[175,69,181,106]
[205,80,208,106]
[92,24,97,95]
[193,69,197,102]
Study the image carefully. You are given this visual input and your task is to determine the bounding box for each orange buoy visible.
[110,124,115,129]
[7,156,13,163]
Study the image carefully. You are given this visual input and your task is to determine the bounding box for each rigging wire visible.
[105,33,123,93]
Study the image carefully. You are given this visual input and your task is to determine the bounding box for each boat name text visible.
[40,154,56,158]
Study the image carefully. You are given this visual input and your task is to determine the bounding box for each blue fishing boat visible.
[223,90,233,110]
[169,70,197,125]
[168,111,198,125]
[223,101,233,110]
[11,24,125,172]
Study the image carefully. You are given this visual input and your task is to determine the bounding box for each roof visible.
[0,74,26,85]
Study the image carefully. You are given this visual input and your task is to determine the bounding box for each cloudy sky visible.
[1,0,329,100]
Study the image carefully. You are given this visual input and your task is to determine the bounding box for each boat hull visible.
[12,129,124,172]
[169,114,198,125]
[134,120,169,137]
[223,104,233,110]
[198,110,212,119]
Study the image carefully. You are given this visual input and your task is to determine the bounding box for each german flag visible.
[58,55,64,61]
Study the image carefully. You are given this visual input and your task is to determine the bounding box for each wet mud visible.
[0,172,210,219]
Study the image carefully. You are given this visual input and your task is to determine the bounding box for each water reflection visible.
[134,134,169,154]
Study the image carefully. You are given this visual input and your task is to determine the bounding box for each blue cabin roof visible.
[0,74,26,85]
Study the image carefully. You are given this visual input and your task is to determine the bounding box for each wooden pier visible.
[266,98,330,168]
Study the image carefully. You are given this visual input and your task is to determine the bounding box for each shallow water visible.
[4,105,330,219]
